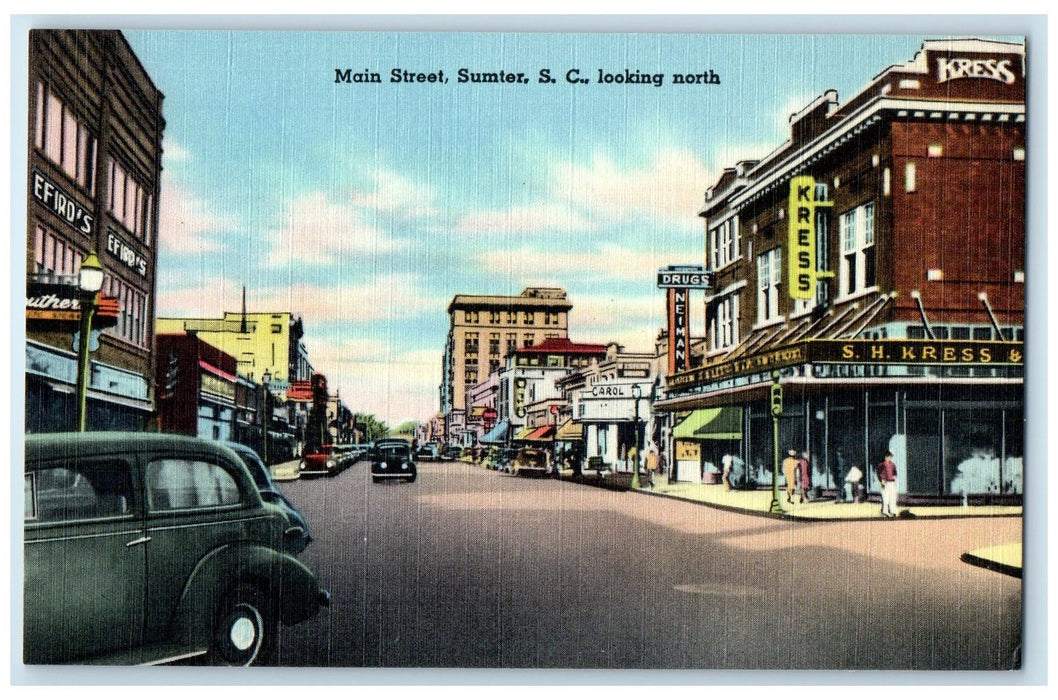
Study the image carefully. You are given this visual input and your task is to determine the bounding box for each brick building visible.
[657,38,1025,499]
[25,30,165,432]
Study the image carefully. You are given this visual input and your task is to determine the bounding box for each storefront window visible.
[944,408,1006,495]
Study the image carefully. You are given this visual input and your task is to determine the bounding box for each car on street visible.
[24,431,329,666]
[493,447,518,473]
[299,444,343,477]
[224,441,312,555]
[511,447,550,477]
[331,443,364,471]
[441,445,463,461]
[370,438,417,483]
[416,441,439,461]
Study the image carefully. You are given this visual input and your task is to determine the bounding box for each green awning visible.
[673,407,743,440]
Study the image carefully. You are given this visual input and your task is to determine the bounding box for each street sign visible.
[657,265,713,289]
[787,175,834,300]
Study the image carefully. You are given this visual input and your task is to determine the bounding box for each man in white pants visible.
[876,451,899,517]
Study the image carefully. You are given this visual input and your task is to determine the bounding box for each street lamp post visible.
[631,383,642,489]
[262,369,272,466]
[75,252,104,432]
[769,371,785,514]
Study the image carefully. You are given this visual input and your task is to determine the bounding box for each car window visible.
[147,458,242,511]
[26,460,134,523]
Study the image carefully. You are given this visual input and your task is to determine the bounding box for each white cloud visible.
[157,182,241,255]
[454,203,597,236]
[263,191,406,267]
[557,148,713,227]
[568,293,669,352]
[306,339,441,427]
[349,169,437,215]
[475,243,690,283]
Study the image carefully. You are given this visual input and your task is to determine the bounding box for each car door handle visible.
[126,536,152,548]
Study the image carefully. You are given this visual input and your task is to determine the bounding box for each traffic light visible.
[161,351,179,399]
[770,382,783,416]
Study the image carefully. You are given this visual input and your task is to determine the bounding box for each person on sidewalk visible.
[876,451,899,517]
[644,445,659,488]
[782,449,799,504]
[721,453,734,490]
[798,451,812,503]
[842,465,863,502]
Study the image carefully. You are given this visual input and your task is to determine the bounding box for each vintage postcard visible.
[14,16,1040,683]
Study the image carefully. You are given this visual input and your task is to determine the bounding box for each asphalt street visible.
[273,459,1022,671]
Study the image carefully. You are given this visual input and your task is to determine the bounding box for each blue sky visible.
[119,27,1017,427]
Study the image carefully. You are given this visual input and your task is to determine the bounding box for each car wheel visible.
[372,475,380,483]
[209,585,276,666]
[406,473,416,483]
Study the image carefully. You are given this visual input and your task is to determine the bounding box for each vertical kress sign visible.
[788,175,833,299]
[658,265,713,375]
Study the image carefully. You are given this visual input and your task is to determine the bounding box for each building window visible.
[488,333,500,357]
[839,201,876,297]
[709,294,740,352]
[757,248,781,324]
[523,334,535,348]
[463,310,479,324]
[506,311,516,324]
[104,274,149,349]
[33,224,84,278]
[506,333,518,354]
[35,82,96,195]
[905,162,917,193]
[544,311,559,325]
[271,324,282,333]
[708,216,739,270]
[464,332,479,354]
[489,310,501,323]
[107,158,153,245]
[523,311,534,325]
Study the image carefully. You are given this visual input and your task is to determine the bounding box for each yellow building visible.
[155,311,313,393]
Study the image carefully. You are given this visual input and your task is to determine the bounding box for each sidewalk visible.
[563,470,1023,577]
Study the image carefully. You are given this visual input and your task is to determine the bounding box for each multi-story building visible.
[657,38,1025,500]
[156,311,314,454]
[440,287,572,440]
[155,311,312,389]
[25,30,165,432]
[492,337,609,445]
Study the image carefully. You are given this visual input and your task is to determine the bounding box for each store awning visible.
[469,406,487,419]
[481,420,510,445]
[525,425,555,441]
[673,406,743,440]
[513,427,535,441]
[555,419,583,441]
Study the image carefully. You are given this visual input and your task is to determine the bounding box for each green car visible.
[23,432,330,666]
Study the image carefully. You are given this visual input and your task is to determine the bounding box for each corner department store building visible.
[656,39,1025,502]
[25,30,164,432]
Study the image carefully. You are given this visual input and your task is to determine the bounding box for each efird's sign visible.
[787,175,832,300]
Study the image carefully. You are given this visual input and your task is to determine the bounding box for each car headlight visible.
[401,462,408,470]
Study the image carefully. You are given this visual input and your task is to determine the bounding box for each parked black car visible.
[370,438,417,483]
[224,441,312,555]
[24,432,329,666]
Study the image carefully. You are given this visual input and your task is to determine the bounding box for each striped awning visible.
[555,419,583,441]
[525,425,555,441]
[673,406,743,440]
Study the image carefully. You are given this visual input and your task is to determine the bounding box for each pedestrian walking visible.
[644,445,659,488]
[798,451,812,503]
[782,449,799,504]
[722,453,735,490]
[876,451,899,517]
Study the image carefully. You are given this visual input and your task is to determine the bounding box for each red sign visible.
[27,283,119,330]
[286,380,314,401]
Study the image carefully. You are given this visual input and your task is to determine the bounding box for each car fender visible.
[169,542,325,649]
